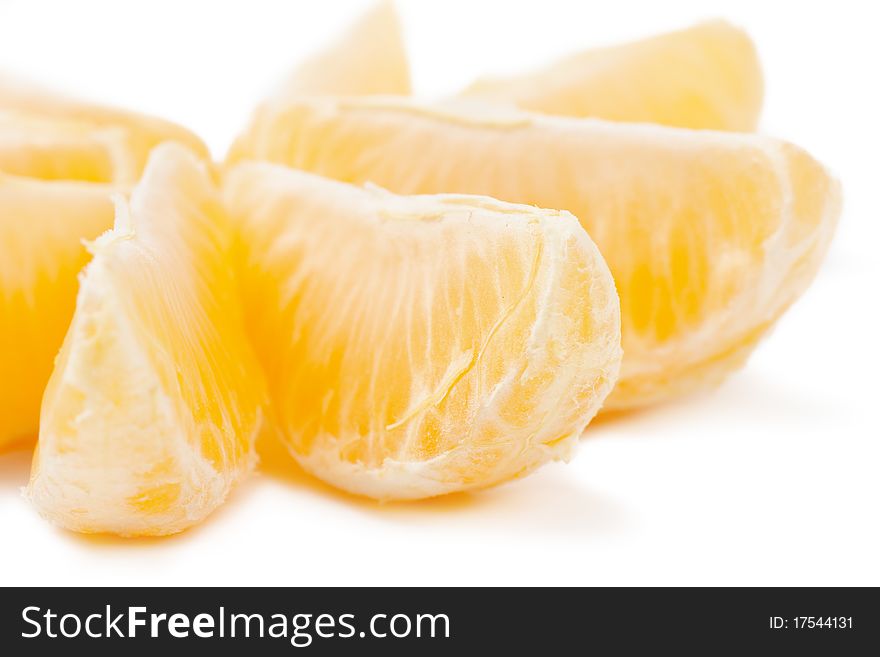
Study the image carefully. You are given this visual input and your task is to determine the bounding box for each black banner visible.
[0,587,876,654]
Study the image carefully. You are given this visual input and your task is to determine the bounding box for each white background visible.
[0,0,877,586]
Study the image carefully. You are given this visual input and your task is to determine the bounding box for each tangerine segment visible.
[0,111,141,450]
[28,144,265,536]
[461,20,763,131]
[0,174,114,447]
[230,97,840,410]
[0,111,137,183]
[275,0,410,99]
[0,73,209,177]
[1,87,204,448]
[224,162,621,500]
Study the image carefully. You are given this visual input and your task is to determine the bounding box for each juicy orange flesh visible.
[236,178,544,464]
[278,0,410,98]
[0,135,116,182]
[31,146,264,531]
[95,227,255,475]
[0,112,130,183]
[226,165,611,474]
[599,148,783,345]
[230,99,837,406]
[0,91,209,450]
[0,75,210,176]
[102,162,259,474]
[128,483,182,514]
[461,20,763,131]
[0,175,113,445]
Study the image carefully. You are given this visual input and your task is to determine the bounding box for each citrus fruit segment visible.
[0,111,136,183]
[1,81,206,447]
[0,110,143,449]
[27,144,265,536]
[275,0,410,99]
[0,174,114,448]
[230,97,840,411]
[1,73,209,176]
[460,20,763,131]
[224,162,621,500]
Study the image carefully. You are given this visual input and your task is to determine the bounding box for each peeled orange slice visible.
[27,144,265,536]
[224,162,621,500]
[0,78,209,450]
[460,20,763,131]
[0,174,114,448]
[1,73,209,177]
[0,111,136,183]
[230,97,840,411]
[1,115,133,449]
[275,0,409,99]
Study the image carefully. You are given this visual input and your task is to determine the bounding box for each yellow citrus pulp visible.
[0,7,842,532]
[224,161,621,499]
[0,111,137,183]
[230,97,840,410]
[460,20,764,131]
[0,73,208,176]
[0,80,208,449]
[274,0,410,99]
[0,174,113,447]
[27,145,265,536]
